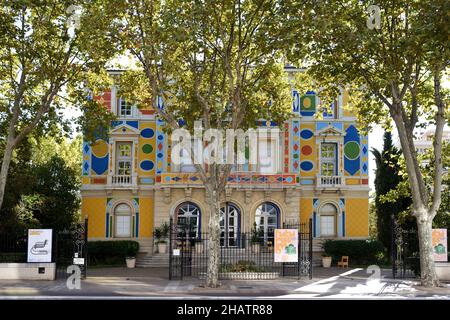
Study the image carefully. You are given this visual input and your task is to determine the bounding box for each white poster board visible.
[274,229,298,263]
[432,229,448,262]
[27,229,53,263]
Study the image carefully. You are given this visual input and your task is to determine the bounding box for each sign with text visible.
[27,229,53,263]
[432,229,447,262]
[274,229,298,263]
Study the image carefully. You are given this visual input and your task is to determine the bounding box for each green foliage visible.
[32,156,81,230]
[30,135,83,180]
[221,260,264,273]
[368,200,378,239]
[372,131,411,258]
[88,241,140,265]
[323,239,386,266]
[250,222,264,244]
[154,222,170,244]
[0,135,81,234]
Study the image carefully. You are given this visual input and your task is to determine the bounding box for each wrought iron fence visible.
[391,219,420,279]
[54,220,88,279]
[0,232,28,263]
[169,218,312,280]
[0,220,88,279]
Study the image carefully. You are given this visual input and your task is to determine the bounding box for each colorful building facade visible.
[81,69,370,254]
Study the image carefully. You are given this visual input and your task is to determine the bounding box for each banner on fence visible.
[432,229,447,262]
[27,229,53,263]
[274,229,298,263]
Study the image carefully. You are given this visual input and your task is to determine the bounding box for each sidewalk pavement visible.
[0,267,449,299]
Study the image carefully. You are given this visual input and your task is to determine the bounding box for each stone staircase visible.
[136,253,169,268]
[312,239,325,267]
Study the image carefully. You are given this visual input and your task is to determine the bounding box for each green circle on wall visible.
[344,141,360,160]
[142,144,153,154]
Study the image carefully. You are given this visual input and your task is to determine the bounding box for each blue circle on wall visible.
[157,152,163,159]
[300,129,314,140]
[300,160,314,171]
[141,128,155,138]
[157,134,164,140]
[140,160,154,171]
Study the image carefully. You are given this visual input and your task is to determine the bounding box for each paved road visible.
[0,267,449,299]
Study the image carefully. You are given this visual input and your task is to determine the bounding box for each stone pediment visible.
[110,121,140,136]
[316,125,345,137]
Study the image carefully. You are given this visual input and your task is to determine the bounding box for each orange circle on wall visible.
[303,97,311,108]
[91,140,108,158]
[301,145,312,156]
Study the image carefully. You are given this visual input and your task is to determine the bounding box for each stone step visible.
[136,264,169,268]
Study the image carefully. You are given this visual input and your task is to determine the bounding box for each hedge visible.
[322,239,386,265]
[87,241,140,266]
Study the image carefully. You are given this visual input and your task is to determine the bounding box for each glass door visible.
[255,202,279,245]
[220,203,240,247]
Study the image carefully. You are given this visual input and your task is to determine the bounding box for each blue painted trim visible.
[292,90,300,113]
[334,142,338,175]
[126,121,139,129]
[236,207,241,247]
[196,203,201,240]
[106,213,109,238]
[313,212,316,238]
[135,212,139,238]
[342,212,346,237]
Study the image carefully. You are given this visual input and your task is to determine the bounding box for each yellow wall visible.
[82,197,106,238]
[139,197,154,237]
[299,198,313,225]
[345,198,369,237]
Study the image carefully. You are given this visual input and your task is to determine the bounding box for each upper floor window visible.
[119,98,132,117]
[258,138,277,173]
[116,142,132,175]
[179,147,196,172]
[321,143,337,176]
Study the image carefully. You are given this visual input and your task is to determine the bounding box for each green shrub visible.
[88,241,140,266]
[322,239,386,266]
[0,252,27,263]
[220,260,264,273]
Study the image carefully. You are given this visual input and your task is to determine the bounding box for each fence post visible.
[169,217,173,280]
[83,218,88,279]
[297,230,300,280]
[391,215,395,279]
[309,218,313,280]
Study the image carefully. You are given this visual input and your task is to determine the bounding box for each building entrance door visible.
[220,203,240,247]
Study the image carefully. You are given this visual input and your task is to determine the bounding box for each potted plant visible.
[321,240,332,267]
[250,222,263,253]
[125,242,139,268]
[154,222,170,253]
[322,253,332,268]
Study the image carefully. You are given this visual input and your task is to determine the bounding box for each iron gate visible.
[169,218,312,280]
[54,219,88,279]
[391,218,420,279]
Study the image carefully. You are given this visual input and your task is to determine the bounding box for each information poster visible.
[432,229,447,262]
[27,229,53,263]
[274,229,298,263]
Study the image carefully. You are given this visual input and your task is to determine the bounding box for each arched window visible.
[320,203,337,237]
[255,202,280,244]
[175,202,201,238]
[115,203,132,237]
[220,203,241,247]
